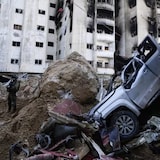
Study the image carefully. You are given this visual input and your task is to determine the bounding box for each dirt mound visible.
[0,52,98,160]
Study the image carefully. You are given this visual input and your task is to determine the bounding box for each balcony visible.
[97,2,114,11]
[97,32,114,42]
[97,18,114,26]
[97,67,114,75]
[96,50,114,58]
[97,9,114,20]
[156,8,160,14]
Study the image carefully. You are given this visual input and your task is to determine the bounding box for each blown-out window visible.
[128,0,136,8]
[130,16,137,37]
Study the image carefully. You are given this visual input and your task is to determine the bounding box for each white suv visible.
[89,35,160,140]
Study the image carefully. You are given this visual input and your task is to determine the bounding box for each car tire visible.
[110,110,139,140]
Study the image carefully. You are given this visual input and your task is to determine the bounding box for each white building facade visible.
[0,0,57,73]
[0,0,115,76]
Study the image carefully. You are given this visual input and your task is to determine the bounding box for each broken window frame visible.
[97,24,114,34]
[97,9,114,20]
[144,0,155,8]
[128,0,136,8]
[122,58,144,89]
[148,17,156,36]
[130,16,137,37]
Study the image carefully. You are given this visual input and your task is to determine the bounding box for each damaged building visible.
[115,0,160,57]
[1,0,160,76]
[0,0,116,76]
[55,0,116,76]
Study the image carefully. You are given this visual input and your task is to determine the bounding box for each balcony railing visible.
[96,50,114,58]
[97,18,114,26]
[97,32,114,42]
[97,2,114,11]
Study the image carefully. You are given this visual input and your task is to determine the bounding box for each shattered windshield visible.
[122,58,143,89]
[137,36,157,62]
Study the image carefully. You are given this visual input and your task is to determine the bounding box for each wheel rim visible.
[115,115,135,136]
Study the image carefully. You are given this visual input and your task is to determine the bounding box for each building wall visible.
[116,0,154,58]
[56,0,115,76]
[0,0,57,73]
[71,0,87,56]
[56,0,72,60]
[0,0,115,75]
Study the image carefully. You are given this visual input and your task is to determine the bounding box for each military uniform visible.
[7,77,20,113]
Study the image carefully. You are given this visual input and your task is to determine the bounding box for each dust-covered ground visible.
[0,98,49,160]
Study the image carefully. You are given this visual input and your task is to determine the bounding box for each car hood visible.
[88,86,140,120]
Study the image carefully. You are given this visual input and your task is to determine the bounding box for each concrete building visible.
[115,0,157,57]
[0,0,57,73]
[0,0,115,76]
[55,0,115,76]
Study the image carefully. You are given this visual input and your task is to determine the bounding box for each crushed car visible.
[9,109,122,160]
[89,34,160,140]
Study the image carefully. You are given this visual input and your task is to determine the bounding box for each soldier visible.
[7,76,20,113]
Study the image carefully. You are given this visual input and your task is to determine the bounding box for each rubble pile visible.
[0,52,99,160]
[0,52,160,160]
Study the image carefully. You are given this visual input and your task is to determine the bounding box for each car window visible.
[122,58,143,89]
[137,36,157,62]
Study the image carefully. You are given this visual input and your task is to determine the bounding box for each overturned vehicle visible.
[89,35,160,140]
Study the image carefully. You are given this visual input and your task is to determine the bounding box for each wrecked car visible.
[89,35,160,140]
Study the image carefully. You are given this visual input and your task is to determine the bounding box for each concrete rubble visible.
[0,52,160,160]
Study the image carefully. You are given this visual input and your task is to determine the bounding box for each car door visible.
[138,35,160,76]
[124,36,160,109]
[125,63,160,109]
